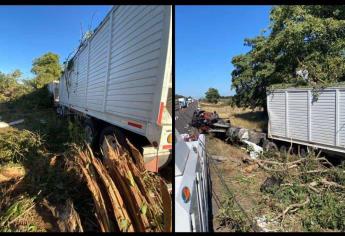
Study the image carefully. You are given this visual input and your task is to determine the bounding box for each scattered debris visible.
[243,164,259,173]
[260,176,283,193]
[9,119,24,126]
[212,155,227,162]
[242,140,263,159]
[0,119,24,129]
[76,138,171,232]
[255,216,280,232]
[0,122,9,129]
[42,198,83,232]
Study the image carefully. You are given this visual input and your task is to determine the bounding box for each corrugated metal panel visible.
[68,62,79,105]
[105,5,165,121]
[310,90,335,145]
[268,92,286,137]
[339,90,345,147]
[87,19,110,112]
[76,47,88,107]
[58,5,171,144]
[287,91,308,141]
[268,87,345,152]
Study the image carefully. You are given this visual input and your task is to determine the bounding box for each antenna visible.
[80,22,84,43]
[88,11,96,33]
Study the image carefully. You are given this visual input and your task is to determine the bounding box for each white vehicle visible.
[178,97,187,109]
[175,130,210,232]
[58,5,172,170]
[47,80,60,105]
[267,86,345,155]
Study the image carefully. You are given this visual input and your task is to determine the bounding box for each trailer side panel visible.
[268,87,345,154]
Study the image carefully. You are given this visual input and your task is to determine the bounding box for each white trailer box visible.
[47,80,59,104]
[267,87,345,154]
[59,5,172,167]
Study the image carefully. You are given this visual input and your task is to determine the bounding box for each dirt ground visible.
[196,102,345,232]
[207,136,267,231]
[206,135,314,232]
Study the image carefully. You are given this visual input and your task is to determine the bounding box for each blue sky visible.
[0,5,112,79]
[176,6,272,98]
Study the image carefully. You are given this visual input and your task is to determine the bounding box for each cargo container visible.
[58,5,172,170]
[267,86,345,155]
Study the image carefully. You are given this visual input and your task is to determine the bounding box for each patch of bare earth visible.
[206,136,270,232]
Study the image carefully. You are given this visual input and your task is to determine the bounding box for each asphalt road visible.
[175,101,198,134]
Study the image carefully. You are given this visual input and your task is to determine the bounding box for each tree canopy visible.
[0,70,32,102]
[231,5,345,110]
[205,87,220,103]
[31,52,62,88]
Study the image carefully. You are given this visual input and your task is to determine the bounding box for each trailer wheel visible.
[99,126,129,160]
[280,145,287,155]
[263,140,278,152]
[84,119,97,149]
[300,147,307,157]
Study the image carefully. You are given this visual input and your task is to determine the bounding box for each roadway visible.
[175,101,198,134]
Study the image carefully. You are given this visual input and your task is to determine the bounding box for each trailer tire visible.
[84,119,98,149]
[263,140,278,152]
[280,145,287,155]
[299,146,307,158]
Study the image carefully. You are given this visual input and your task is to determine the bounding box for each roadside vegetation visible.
[207,135,345,232]
[0,53,171,232]
[231,6,345,111]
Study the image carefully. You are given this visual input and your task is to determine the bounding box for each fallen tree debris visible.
[274,198,310,223]
[75,137,170,232]
[42,198,83,232]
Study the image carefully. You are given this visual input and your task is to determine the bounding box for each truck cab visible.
[175,130,210,232]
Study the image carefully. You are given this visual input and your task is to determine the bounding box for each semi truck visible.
[175,130,210,232]
[267,86,345,156]
[57,5,172,171]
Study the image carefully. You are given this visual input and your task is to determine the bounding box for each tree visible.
[205,88,220,103]
[0,69,31,101]
[31,52,62,88]
[231,5,345,111]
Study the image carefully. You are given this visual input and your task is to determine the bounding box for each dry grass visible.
[199,102,267,131]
